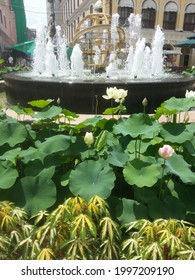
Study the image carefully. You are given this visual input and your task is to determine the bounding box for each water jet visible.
[3,13,195,114]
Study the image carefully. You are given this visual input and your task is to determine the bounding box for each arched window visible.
[183,4,195,31]
[118,0,134,26]
[142,0,156,29]
[90,5,93,14]
[163,1,178,30]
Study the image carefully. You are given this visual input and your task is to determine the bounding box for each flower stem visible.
[159,158,166,199]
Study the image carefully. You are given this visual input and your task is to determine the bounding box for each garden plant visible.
[0,87,195,259]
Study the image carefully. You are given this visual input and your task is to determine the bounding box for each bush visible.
[1,199,195,260]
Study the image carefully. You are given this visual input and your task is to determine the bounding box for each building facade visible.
[0,0,17,58]
[55,0,195,67]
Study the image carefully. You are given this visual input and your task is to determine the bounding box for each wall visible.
[0,0,17,57]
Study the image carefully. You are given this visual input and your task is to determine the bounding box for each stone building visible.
[54,0,195,67]
[0,0,17,58]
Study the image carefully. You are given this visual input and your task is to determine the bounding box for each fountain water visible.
[3,13,195,114]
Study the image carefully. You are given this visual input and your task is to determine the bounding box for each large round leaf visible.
[113,114,160,138]
[160,123,192,144]
[123,158,161,188]
[107,145,129,167]
[148,197,186,220]
[164,97,195,112]
[69,160,116,201]
[0,148,21,165]
[32,105,62,119]
[37,135,70,154]
[166,153,195,184]
[0,120,27,147]
[15,175,56,216]
[0,163,18,189]
[115,198,148,224]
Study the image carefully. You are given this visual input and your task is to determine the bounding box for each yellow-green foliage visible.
[122,219,195,260]
[1,199,195,260]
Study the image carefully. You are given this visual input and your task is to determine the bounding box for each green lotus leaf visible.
[61,170,71,187]
[126,139,151,154]
[173,182,195,213]
[19,147,45,164]
[69,160,116,200]
[79,115,102,127]
[102,106,120,115]
[183,140,195,156]
[0,120,27,147]
[28,99,54,108]
[0,148,21,165]
[32,105,62,119]
[9,104,34,115]
[150,137,163,145]
[164,97,195,112]
[15,175,56,216]
[148,197,186,220]
[186,123,195,133]
[123,158,161,188]
[107,145,129,167]
[166,153,195,184]
[37,135,70,154]
[160,123,192,143]
[94,130,108,151]
[24,162,55,178]
[61,108,78,119]
[115,198,148,224]
[0,163,18,189]
[113,113,160,138]
[133,186,158,204]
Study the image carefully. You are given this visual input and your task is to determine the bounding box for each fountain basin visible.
[3,72,195,114]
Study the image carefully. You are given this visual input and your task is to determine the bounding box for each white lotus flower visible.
[115,89,128,103]
[103,87,128,103]
[185,90,195,99]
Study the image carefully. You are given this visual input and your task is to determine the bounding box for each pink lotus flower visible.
[158,145,174,160]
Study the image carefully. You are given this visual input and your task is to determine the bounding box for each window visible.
[4,15,6,28]
[142,0,156,29]
[183,4,195,31]
[163,2,178,30]
[118,0,134,26]
[0,10,3,24]
[90,5,93,14]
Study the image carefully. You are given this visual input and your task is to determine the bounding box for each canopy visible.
[187,34,195,39]
[8,40,35,55]
[174,38,195,48]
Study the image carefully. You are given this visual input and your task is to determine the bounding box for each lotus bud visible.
[57,97,61,105]
[84,132,94,146]
[158,144,174,160]
[69,129,74,136]
[142,97,148,107]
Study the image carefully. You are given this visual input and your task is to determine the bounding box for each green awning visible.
[8,40,35,55]
[11,0,27,43]
[174,38,195,48]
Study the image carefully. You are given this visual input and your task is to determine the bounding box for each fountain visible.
[3,13,195,114]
